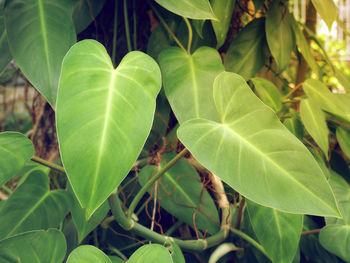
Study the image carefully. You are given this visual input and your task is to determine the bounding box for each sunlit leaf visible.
[4,0,76,106]
[311,0,337,30]
[67,245,112,263]
[251,77,282,112]
[127,244,173,263]
[56,39,161,219]
[0,229,66,263]
[0,132,34,186]
[178,72,339,216]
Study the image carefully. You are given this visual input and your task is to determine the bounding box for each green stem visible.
[133,0,137,50]
[229,226,270,260]
[127,148,189,218]
[183,17,192,54]
[165,220,183,236]
[109,245,128,261]
[148,1,187,53]
[31,156,66,174]
[112,0,119,66]
[1,184,12,194]
[123,0,132,52]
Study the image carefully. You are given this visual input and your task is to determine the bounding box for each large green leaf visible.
[178,72,339,216]
[211,0,235,49]
[266,1,293,72]
[247,200,303,263]
[0,170,71,240]
[69,186,109,243]
[4,0,76,106]
[0,229,66,263]
[67,245,112,263]
[72,0,106,33]
[158,46,224,124]
[311,0,337,30]
[153,0,215,20]
[329,171,350,202]
[336,127,350,159]
[300,98,329,157]
[127,244,173,263]
[0,0,11,75]
[225,18,268,80]
[56,39,161,219]
[251,77,282,112]
[0,132,34,186]
[138,152,220,235]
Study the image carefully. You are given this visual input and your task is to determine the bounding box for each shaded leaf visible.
[0,0,11,75]
[109,256,125,263]
[73,0,106,33]
[225,18,268,80]
[4,0,76,106]
[178,72,339,216]
[0,170,71,240]
[0,229,66,263]
[192,19,205,38]
[336,127,350,159]
[127,244,173,263]
[138,152,220,235]
[67,245,112,263]
[311,0,337,30]
[251,77,282,112]
[56,40,161,219]
[247,200,303,263]
[159,46,224,124]
[0,132,34,186]
[329,171,350,202]
[283,113,304,140]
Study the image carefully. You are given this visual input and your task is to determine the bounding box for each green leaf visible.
[109,256,125,263]
[56,39,161,219]
[69,186,109,243]
[283,111,305,140]
[0,170,71,240]
[178,72,339,216]
[211,0,235,49]
[247,200,303,263]
[225,18,268,80]
[303,79,350,123]
[311,0,337,30]
[192,19,205,38]
[67,245,112,263]
[336,127,350,159]
[253,0,264,12]
[153,0,215,20]
[0,132,34,186]
[300,98,329,157]
[138,152,220,235]
[73,0,106,33]
[0,229,66,263]
[329,171,350,202]
[4,0,76,106]
[159,46,224,124]
[266,1,294,72]
[251,77,282,112]
[0,0,11,75]
[168,242,185,263]
[335,68,350,93]
[319,225,350,262]
[127,244,173,263]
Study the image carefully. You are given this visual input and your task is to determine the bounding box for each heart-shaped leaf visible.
[127,244,173,263]
[56,39,161,219]
[67,245,112,263]
[158,46,224,123]
[0,132,34,186]
[300,98,329,157]
[178,72,339,216]
[154,0,215,20]
[0,0,11,75]
[0,229,66,263]
[251,77,282,112]
[0,170,71,240]
[4,0,76,106]
[247,200,303,263]
[138,152,220,234]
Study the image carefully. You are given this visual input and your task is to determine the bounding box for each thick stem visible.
[127,148,189,218]
[31,156,66,174]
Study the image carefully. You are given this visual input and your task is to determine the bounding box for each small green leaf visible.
[154,0,215,20]
[159,46,224,123]
[336,127,350,159]
[67,245,112,263]
[56,39,161,219]
[300,98,329,157]
[225,18,268,80]
[283,111,305,140]
[127,244,173,263]
[335,68,350,93]
[311,0,337,30]
[73,0,106,33]
[251,77,282,112]
[0,132,34,186]
[0,229,66,263]
[247,200,303,263]
[266,1,294,72]
[192,19,205,38]
[138,152,220,235]
[4,0,76,106]
[0,0,11,75]
[109,256,125,263]
[329,171,350,202]
[168,242,185,263]
[211,0,235,49]
[178,72,339,216]
[0,170,72,240]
